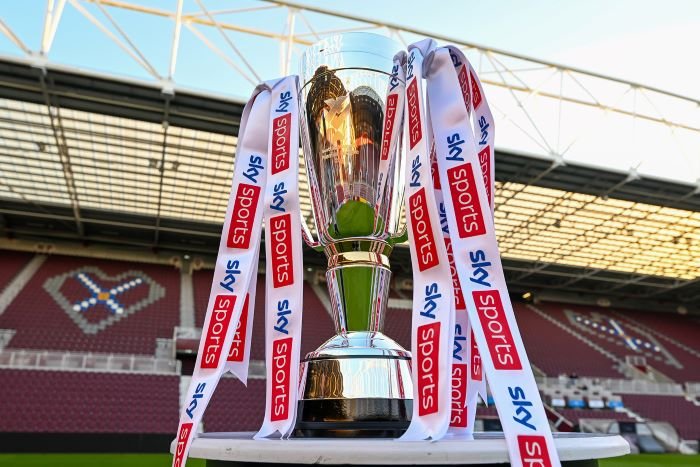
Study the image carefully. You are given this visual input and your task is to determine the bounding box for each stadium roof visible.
[0,0,698,312]
[0,58,698,313]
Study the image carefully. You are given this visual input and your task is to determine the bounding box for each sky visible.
[324,0,700,100]
[1,0,698,98]
[0,0,698,183]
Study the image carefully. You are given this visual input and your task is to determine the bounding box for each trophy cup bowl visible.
[295,33,412,437]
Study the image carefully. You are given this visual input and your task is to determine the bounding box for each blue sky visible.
[0,0,698,99]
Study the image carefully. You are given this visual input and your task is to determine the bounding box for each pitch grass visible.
[599,454,700,466]
[0,454,204,466]
[0,454,698,466]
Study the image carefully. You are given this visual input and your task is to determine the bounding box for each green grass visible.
[0,453,697,466]
[600,454,700,467]
[0,454,204,467]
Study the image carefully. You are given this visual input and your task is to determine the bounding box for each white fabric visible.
[425,46,561,467]
[174,76,305,466]
[399,43,455,441]
[255,76,305,439]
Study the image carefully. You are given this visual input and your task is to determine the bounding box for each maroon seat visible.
[533,302,700,383]
[384,307,412,351]
[204,378,266,432]
[0,369,179,434]
[515,303,622,378]
[611,310,700,382]
[0,250,32,293]
[0,254,180,355]
[623,394,700,441]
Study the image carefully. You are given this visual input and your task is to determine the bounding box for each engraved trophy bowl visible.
[295,33,412,438]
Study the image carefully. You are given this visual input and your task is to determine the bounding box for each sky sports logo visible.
[201,294,237,369]
[381,93,399,160]
[409,187,439,271]
[271,113,291,174]
[517,435,553,467]
[450,362,468,428]
[271,337,293,421]
[407,78,422,150]
[227,183,260,249]
[173,422,193,467]
[457,65,471,112]
[227,293,249,363]
[474,290,522,371]
[445,238,465,310]
[478,146,491,206]
[470,70,483,109]
[270,213,294,288]
[447,163,486,238]
[417,321,441,416]
[471,329,483,381]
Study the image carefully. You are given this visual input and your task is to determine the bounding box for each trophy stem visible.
[326,250,391,334]
[294,248,413,438]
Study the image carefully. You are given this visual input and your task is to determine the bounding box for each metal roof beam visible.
[36,71,84,237]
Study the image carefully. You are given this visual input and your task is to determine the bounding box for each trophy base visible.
[293,398,412,438]
[294,332,413,439]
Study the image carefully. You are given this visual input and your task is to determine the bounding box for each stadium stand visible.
[613,309,700,352]
[612,309,700,382]
[204,378,266,432]
[384,306,411,351]
[0,250,32,293]
[0,369,179,434]
[556,409,633,426]
[192,268,214,328]
[526,302,700,383]
[622,394,700,442]
[2,250,700,452]
[0,254,180,355]
[514,303,622,378]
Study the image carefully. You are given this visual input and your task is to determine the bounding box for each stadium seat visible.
[622,394,700,441]
[0,250,32,293]
[0,369,179,434]
[0,254,180,355]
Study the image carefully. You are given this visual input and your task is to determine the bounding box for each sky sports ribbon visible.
[425,46,561,467]
[255,76,305,439]
[399,44,455,441]
[445,43,494,437]
[173,77,305,467]
[410,38,483,440]
[375,52,406,232]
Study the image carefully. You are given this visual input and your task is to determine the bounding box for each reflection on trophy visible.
[295,33,411,437]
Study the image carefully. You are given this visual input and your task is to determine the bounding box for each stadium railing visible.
[535,375,685,396]
[0,348,180,374]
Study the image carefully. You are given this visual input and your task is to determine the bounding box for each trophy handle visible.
[300,211,324,252]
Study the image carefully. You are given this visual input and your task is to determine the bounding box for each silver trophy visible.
[295,33,412,437]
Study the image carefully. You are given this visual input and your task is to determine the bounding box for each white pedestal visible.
[171,431,630,466]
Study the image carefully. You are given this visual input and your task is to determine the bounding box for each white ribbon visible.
[399,43,455,441]
[425,46,560,467]
[173,76,305,466]
[173,85,271,467]
[449,46,493,437]
[255,76,305,439]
